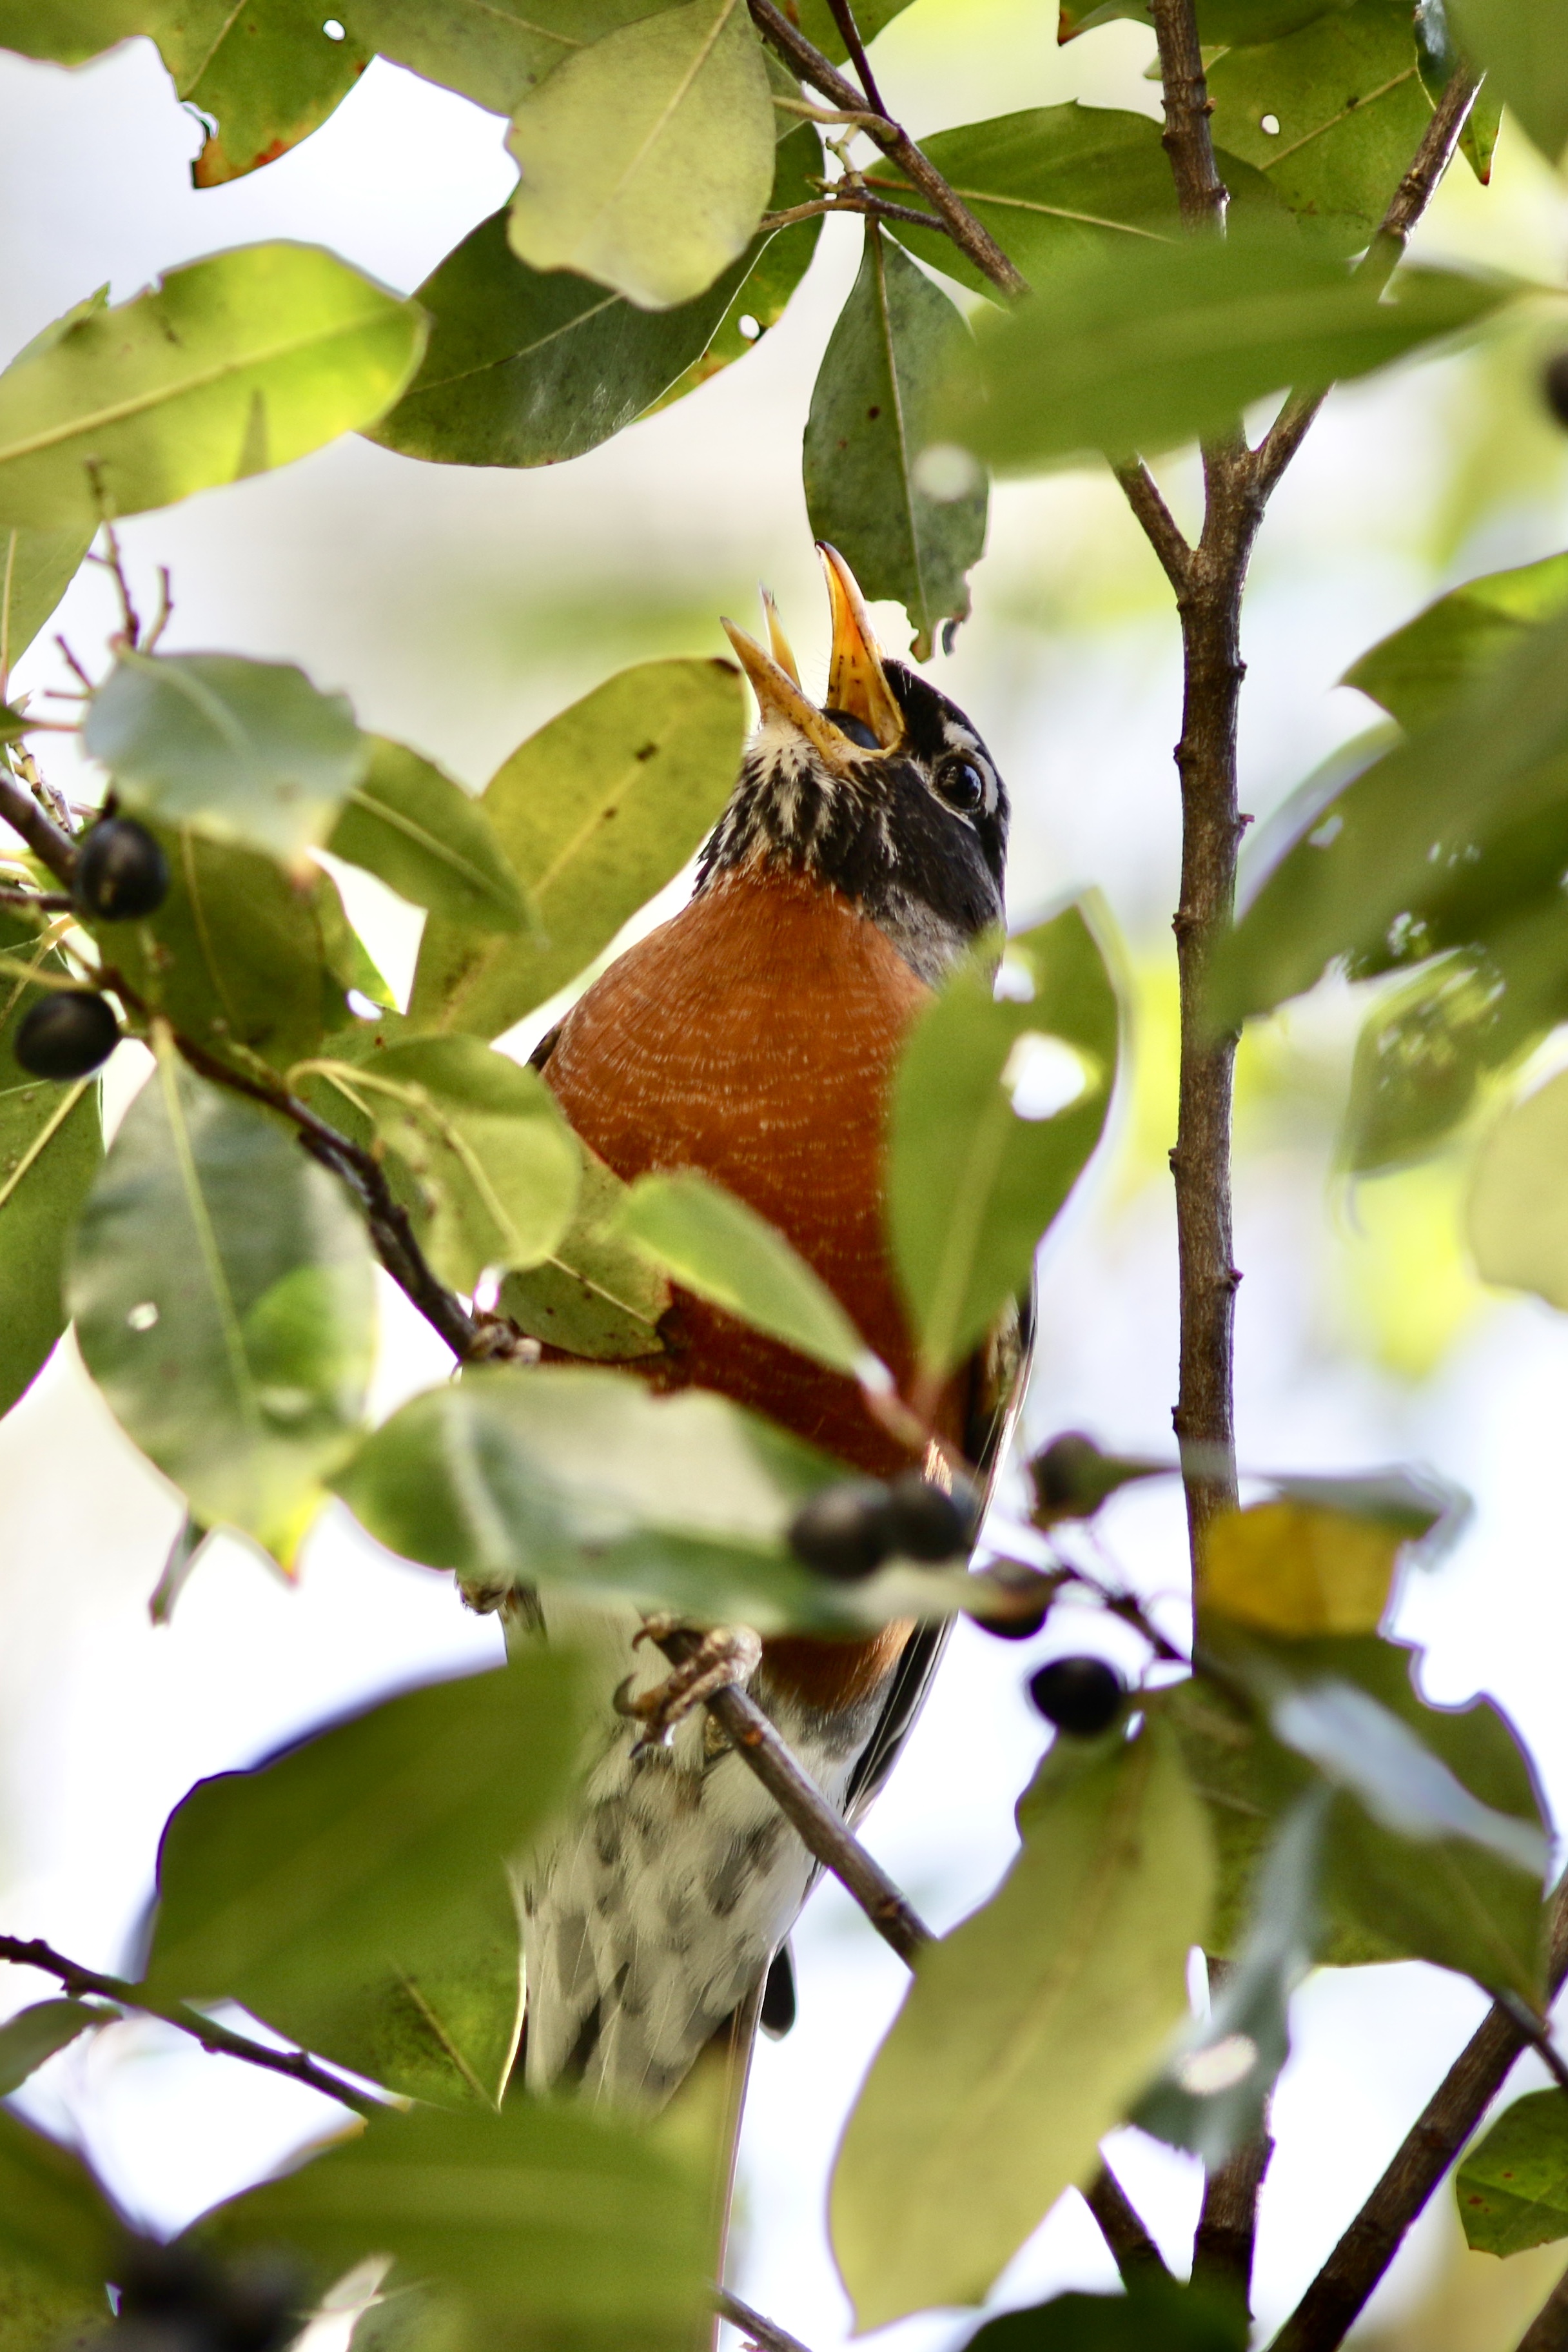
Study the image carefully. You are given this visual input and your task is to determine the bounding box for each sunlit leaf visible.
[615,1169,878,1380]
[84,651,367,863]
[338,0,662,115]
[97,824,342,1072]
[889,905,1119,1380]
[164,0,372,186]
[500,1144,671,1360]
[409,659,745,1037]
[0,915,103,1420]
[0,2004,108,2099]
[506,0,774,311]
[948,221,1509,475]
[0,247,426,533]
[1450,0,1568,166]
[328,1034,580,1291]
[805,226,986,658]
[205,2096,711,2349]
[1209,0,1431,254]
[831,1721,1213,2327]
[1344,551,1568,732]
[1199,1498,1412,1635]
[1135,1787,1327,2166]
[68,1046,376,1559]
[1456,2090,1568,2254]
[146,1652,579,2016]
[326,738,529,933]
[0,1,152,62]
[1469,1068,1568,1311]
[0,522,93,683]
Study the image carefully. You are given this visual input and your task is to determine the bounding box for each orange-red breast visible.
[513,549,1021,2107]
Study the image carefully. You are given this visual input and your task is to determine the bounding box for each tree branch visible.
[1191,2128,1273,2309]
[0,1934,380,2118]
[0,761,77,885]
[761,191,948,237]
[1273,1885,1568,2352]
[1148,0,1229,233]
[716,2290,816,2352]
[1084,2163,1174,2288]
[821,0,888,121]
[1112,462,1191,595]
[1517,2264,1568,2352]
[746,0,1028,299]
[1251,62,1482,500]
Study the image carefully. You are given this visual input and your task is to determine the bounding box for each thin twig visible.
[716,2290,816,2352]
[1192,2129,1273,2309]
[1083,2164,1174,2286]
[1497,1990,1568,2101]
[821,0,888,120]
[1148,0,1230,233]
[0,884,73,910]
[1112,462,1191,594]
[1272,1885,1568,2352]
[0,1934,380,2117]
[0,761,77,883]
[745,0,1028,300]
[1517,2264,1568,2352]
[654,1628,932,1970]
[1252,63,1482,499]
[760,191,948,236]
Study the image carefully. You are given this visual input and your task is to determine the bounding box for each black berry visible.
[973,1563,1053,1641]
[14,991,119,1079]
[1028,1655,1125,1736]
[1545,351,1568,429]
[1030,1431,1108,1516]
[74,818,170,921]
[884,1468,981,1561]
[788,1480,894,1580]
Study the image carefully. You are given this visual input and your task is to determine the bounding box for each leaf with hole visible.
[506,0,774,310]
[68,1048,376,1560]
[500,1143,671,1360]
[614,1169,879,1380]
[84,651,367,863]
[0,916,103,1421]
[950,220,1509,475]
[0,245,425,533]
[146,1651,579,2019]
[889,904,1118,1381]
[804,226,986,658]
[1456,2090,1568,2254]
[1209,0,1432,254]
[409,658,745,1038]
[160,0,373,186]
[326,738,529,933]
[831,1719,1213,2326]
[203,2094,711,2350]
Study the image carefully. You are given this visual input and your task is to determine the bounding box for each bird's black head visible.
[697,547,1008,985]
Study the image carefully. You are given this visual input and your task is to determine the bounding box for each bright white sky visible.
[4,6,1568,2347]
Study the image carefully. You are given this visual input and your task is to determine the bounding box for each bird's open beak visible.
[720,545,905,772]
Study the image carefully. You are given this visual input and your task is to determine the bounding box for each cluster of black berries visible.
[14,818,168,1082]
[97,2240,303,2352]
[787,1469,982,1580]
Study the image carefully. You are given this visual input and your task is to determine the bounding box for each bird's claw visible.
[614,1621,763,1756]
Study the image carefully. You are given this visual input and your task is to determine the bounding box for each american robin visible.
[509,547,1021,2108]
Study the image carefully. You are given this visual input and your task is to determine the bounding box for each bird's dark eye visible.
[936,757,985,812]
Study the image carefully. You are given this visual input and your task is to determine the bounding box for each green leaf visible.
[1208,0,1432,255]
[0,2108,119,2295]
[1415,0,1501,182]
[950,222,1509,475]
[253,1874,525,2108]
[205,2097,710,2348]
[1345,551,1568,732]
[0,2004,108,2098]
[327,1034,580,1289]
[312,867,398,1020]
[614,1168,879,1380]
[0,1,151,62]
[84,651,366,863]
[326,738,529,933]
[1215,604,1568,1025]
[1339,943,1552,1173]
[164,0,373,186]
[966,2281,1246,2352]
[1468,1068,1568,1310]
[804,226,986,658]
[500,1142,671,1359]
[1199,1498,1415,1636]
[1451,0,1568,166]
[0,246,426,533]
[831,1720,1213,2328]
[889,905,1119,1380]
[68,1048,376,1560]
[0,523,93,683]
[505,0,774,311]
[96,825,343,1072]
[339,0,663,115]
[146,1651,579,2015]
[1456,2090,1568,2255]
[0,917,103,1419]
[409,658,745,1038]
[1134,1788,1326,2166]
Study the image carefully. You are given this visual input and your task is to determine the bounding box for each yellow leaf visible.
[1200,1499,1401,1636]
